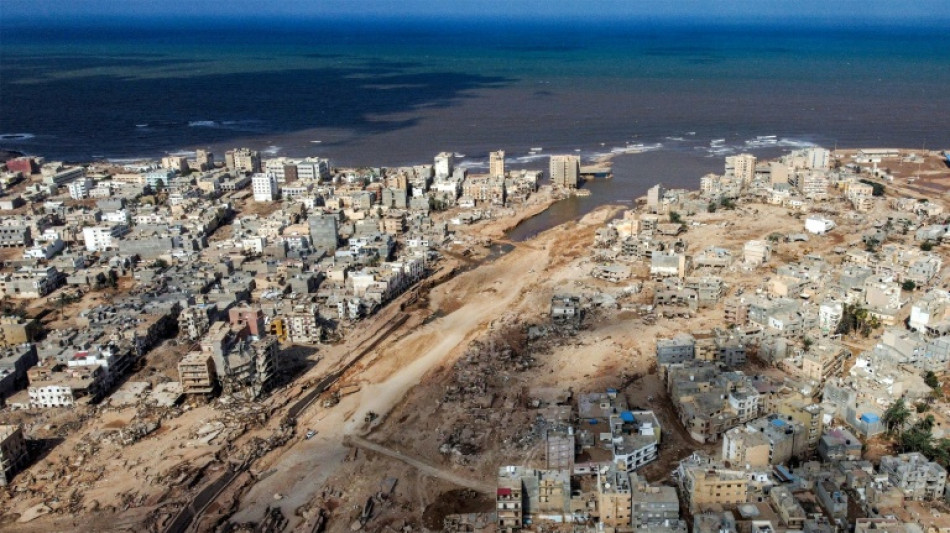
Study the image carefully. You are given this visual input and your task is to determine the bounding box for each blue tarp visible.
[860,413,880,423]
[620,411,636,423]
[771,418,787,427]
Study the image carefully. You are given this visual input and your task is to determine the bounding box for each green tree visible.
[669,211,682,224]
[901,280,916,292]
[924,371,941,390]
[898,415,933,457]
[707,202,717,213]
[882,398,910,435]
[921,241,934,252]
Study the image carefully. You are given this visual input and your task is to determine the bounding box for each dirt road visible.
[346,436,494,493]
[231,238,551,527]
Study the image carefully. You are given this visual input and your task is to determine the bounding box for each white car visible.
[305,430,317,440]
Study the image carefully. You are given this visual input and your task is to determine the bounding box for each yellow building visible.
[680,463,749,512]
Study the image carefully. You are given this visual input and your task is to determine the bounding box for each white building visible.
[67,178,95,199]
[819,301,844,333]
[101,209,131,224]
[23,239,64,260]
[804,215,835,235]
[82,224,129,252]
[434,152,454,178]
[251,173,278,202]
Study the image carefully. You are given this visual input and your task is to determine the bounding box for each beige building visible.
[725,153,756,183]
[846,181,875,212]
[0,425,29,486]
[178,352,216,395]
[161,155,189,173]
[721,426,771,467]
[225,148,261,173]
[743,240,772,266]
[598,466,633,528]
[801,341,849,384]
[0,316,41,348]
[680,461,749,512]
[489,150,506,178]
[550,155,580,189]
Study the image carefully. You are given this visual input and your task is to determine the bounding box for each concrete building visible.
[801,341,849,384]
[309,214,339,253]
[0,316,41,349]
[678,458,749,512]
[497,466,525,531]
[178,304,216,342]
[82,224,130,252]
[0,425,29,486]
[0,225,32,248]
[656,333,696,365]
[816,479,848,520]
[743,240,772,266]
[178,352,216,395]
[769,486,805,529]
[285,305,321,345]
[551,295,581,327]
[879,453,947,501]
[27,361,106,407]
[651,251,688,279]
[434,152,454,178]
[818,427,862,462]
[67,178,95,199]
[550,155,580,189]
[722,416,806,467]
[489,150,505,178]
[597,465,633,528]
[647,184,666,211]
[630,473,681,529]
[228,306,266,337]
[196,149,214,170]
[161,155,189,173]
[225,148,261,173]
[725,153,756,183]
[251,173,279,202]
[0,345,39,402]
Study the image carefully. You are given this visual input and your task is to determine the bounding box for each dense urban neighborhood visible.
[0,145,948,533]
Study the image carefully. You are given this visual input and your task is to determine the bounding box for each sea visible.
[2,17,949,229]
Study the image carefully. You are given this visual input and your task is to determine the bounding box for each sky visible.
[3,0,949,24]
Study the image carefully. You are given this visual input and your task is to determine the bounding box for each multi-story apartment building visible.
[725,153,756,183]
[0,425,29,486]
[598,466,633,528]
[251,173,278,202]
[678,458,749,512]
[550,155,580,189]
[27,361,106,408]
[178,352,216,395]
[879,453,947,501]
[0,225,31,248]
[82,224,130,252]
[285,305,321,345]
[489,150,506,178]
[0,316,41,348]
[225,148,261,173]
